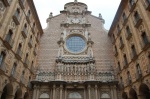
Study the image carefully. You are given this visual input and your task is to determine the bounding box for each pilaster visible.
[95,85,98,99]
[36,85,40,99]
[53,84,56,99]
[32,85,37,99]
[88,84,91,99]
[60,84,63,99]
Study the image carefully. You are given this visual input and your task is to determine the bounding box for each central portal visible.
[68,92,82,99]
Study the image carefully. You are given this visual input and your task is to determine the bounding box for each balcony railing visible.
[123,61,128,69]
[21,28,28,38]
[30,66,35,74]
[131,52,138,61]
[28,40,33,48]
[20,76,26,85]
[114,50,118,57]
[126,32,132,40]
[19,0,25,9]
[129,2,136,12]
[33,48,37,56]
[15,50,22,60]
[0,62,6,74]
[146,63,150,74]
[136,72,142,80]
[141,39,150,51]
[24,59,30,68]
[116,67,121,74]
[117,30,121,36]
[2,0,11,6]
[119,42,124,49]
[12,13,20,25]
[28,82,32,89]
[123,18,128,26]
[32,28,35,34]
[112,38,115,44]
[126,78,132,86]
[134,17,142,28]
[3,36,14,50]
[26,16,30,23]
[143,0,150,11]
[119,83,124,90]
[10,72,18,81]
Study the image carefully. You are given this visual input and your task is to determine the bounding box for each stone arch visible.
[24,92,30,99]
[101,93,111,99]
[68,92,82,99]
[14,88,22,99]
[39,93,50,99]
[129,88,138,99]
[122,92,128,99]
[139,83,150,99]
[1,83,13,99]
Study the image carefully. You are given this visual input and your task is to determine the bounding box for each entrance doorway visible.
[139,84,150,99]
[1,83,13,99]
[68,92,82,99]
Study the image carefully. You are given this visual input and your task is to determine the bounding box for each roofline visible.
[108,0,127,36]
[27,0,44,35]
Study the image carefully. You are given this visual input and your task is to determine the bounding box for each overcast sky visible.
[33,0,121,30]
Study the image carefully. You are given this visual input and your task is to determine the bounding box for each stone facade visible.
[32,1,118,99]
[108,0,150,99]
[0,0,43,99]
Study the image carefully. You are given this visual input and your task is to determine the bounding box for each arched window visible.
[68,92,82,99]
[39,93,50,99]
[15,8,20,20]
[17,43,22,57]
[101,93,111,99]
[0,51,6,65]
[11,63,17,75]
[6,29,13,42]
[27,10,31,17]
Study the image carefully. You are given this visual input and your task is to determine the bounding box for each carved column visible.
[60,84,63,99]
[84,88,86,99]
[53,84,56,99]
[110,86,114,99]
[65,88,67,99]
[36,85,40,99]
[113,86,117,99]
[88,84,91,99]
[32,85,37,99]
[95,85,98,99]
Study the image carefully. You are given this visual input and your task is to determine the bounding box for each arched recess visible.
[129,88,138,99]
[101,93,111,99]
[122,92,128,99]
[24,92,30,99]
[68,92,82,99]
[39,93,50,99]
[139,83,150,99]
[14,88,22,99]
[1,83,13,99]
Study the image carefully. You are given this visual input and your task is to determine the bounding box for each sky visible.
[33,0,121,30]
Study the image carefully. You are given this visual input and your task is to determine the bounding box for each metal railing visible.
[0,62,6,73]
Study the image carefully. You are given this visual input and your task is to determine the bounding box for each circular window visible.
[66,36,86,53]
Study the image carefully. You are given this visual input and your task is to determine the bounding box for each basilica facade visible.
[32,1,118,99]
[1,0,150,99]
